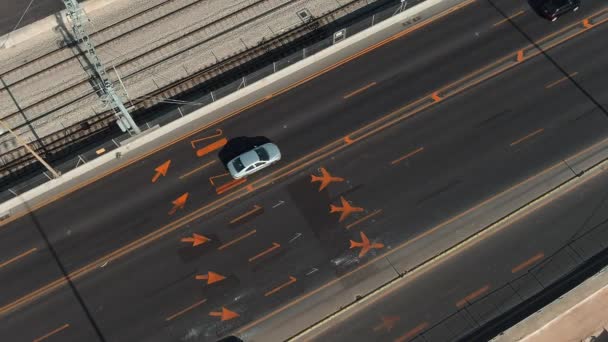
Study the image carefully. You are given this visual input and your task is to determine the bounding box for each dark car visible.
[534,0,580,21]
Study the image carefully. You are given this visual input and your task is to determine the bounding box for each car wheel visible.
[551,16,557,22]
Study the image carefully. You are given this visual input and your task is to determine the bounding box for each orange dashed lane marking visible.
[390,147,424,165]
[229,205,262,224]
[343,82,377,99]
[217,229,257,251]
[510,128,544,147]
[493,10,525,27]
[33,323,70,342]
[179,160,216,179]
[346,209,383,230]
[431,92,442,102]
[165,298,207,321]
[249,242,280,262]
[264,276,297,297]
[0,248,37,269]
[456,284,490,308]
[545,72,578,89]
[394,322,429,342]
[511,252,545,273]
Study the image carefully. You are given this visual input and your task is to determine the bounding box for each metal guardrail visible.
[0,0,422,201]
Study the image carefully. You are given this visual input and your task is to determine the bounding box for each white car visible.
[226,143,281,179]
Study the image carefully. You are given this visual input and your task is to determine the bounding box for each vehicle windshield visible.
[255,147,270,161]
[232,158,245,172]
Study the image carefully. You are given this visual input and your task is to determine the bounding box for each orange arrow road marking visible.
[190,129,223,148]
[583,18,593,28]
[196,138,228,158]
[431,92,442,102]
[249,242,280,262]
[229,205,262,224]
[311,167,344,191]
[209,307,239,321]
[373,316,400,332]
[195,272,226,285]
[181,233,210,247]
[168,193,189,215]
[350,231,384,258]
[151,160,171,183]
[265,276,297,297]
[330,196,364,222]
[165,298,207,321]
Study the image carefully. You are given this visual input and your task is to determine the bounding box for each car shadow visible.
[218,136,271,168]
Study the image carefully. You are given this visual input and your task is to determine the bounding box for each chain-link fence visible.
[405,213,608,342]
[0,0,423,202]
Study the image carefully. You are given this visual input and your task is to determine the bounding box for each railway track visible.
[0,0,264,124]
[0,0,375,186]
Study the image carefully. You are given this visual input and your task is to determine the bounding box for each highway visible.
[301,148,608,342]
[1,0,608,340]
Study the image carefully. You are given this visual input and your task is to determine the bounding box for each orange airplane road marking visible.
[229,204,263,224]
[0,247,37,268]
[456,284,490,307]
[5,2,605,319]
[151,160,171,183]
[218,229,256,250]
[395,322,429,342]
[311,167,344,191]
[512,252,545,273]
[330,196,364,222]
[249,242,280,262]
[165,298,207,321]
[168,193,189,215]
[33,323,70,342]
[350,231,384,258]
[373,316,400,332]
[195,271,226,285]
[209,307,239,321]
[180,233,210,247]
[265,275,297,297]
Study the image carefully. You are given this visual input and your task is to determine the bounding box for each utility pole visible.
[62,0,141,135]
[0,119,61,179]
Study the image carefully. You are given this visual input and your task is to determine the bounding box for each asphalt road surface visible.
[0,0,70,37]
[304,146,608,342]
[1,0,608,341]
